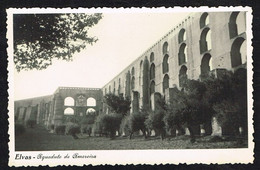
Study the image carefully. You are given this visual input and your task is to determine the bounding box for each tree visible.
[103,94,131,116]
[14,13,103,71]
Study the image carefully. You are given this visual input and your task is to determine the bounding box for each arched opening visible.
[229,12,246,39]
[131,76,135,90]
[201,53,212,77]
[179,65,188,87]
[64,108,74,115]
[87,97,96,107]
[162,54,169,73]
[178,43,187,65]
[162,42,169,55]
[105,88,107,95]
[109,85,111,93]
[150,52,154,62]
[139,60,143,85]
[131,67,135,75]
[178,29,186,43]
[150,63,155,80]
[200,12,209,28]
[200,27,212,53]
[231,37,246,68]
[64,97,74,106]
[86,108,96,115]
[163,74,169,93]
[118,85,121,94]
[150,81,155,96]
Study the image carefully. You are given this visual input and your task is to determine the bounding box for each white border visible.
[7,7,254,166]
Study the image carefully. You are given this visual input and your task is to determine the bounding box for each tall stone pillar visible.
[132,91,139,113]
[142,57,149,110]
[53,94,64,126]
[125,71,131,99]
[151,92,161,111]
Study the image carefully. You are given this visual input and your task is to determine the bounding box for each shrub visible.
[15,123,26,136]
[81,124,92,136]
[26,119,36,128]
[50,124,55,130]
[65,122,81,139]
[120,111,147,139]
[95,113,122,139]
[55,125,66,135]
[145,110,166,140]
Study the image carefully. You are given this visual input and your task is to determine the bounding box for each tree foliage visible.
[103,94,131,116]
[14,13,103,71]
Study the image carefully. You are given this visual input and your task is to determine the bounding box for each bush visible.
[145,110,166,140]
[26,119,36,128]
[55,125,66,135]
[50,124,55,130]
[81,124,92,136]
[163,106,184,136]
[95,113,122,139]
[65,122,81,139]
[15,123,26,136]
[120,111,147,139]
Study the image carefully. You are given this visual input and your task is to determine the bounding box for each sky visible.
[14,11,189,100]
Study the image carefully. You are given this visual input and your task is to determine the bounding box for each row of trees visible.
[93,69,247,142]
[51,69,247,141]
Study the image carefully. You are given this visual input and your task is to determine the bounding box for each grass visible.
[15,125,247,151]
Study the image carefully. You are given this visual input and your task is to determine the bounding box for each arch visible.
[200,27,212,53]
[150,52,154,62]
[162,42,169,55]
[229,12,245,39]
[87,97,96,107]
[163,74,169,93]
[64,108,74,115]
[119,78,121,85]
[109,85,111,93]
[150,63,155,80]
[179,65,188,87]
[64,97,74,106]
[201,53,212,76]
[178,29,186,43]
[105,88,107,95]
[118,85,121,94]
[200,12,209,28]
[150,80,155,96]
[178,43,187,65]
[131,67,135,75]
[162,54,169,73]
[139,60,143,85]
[231,37,246,68]
[86,108,96,115]
[131,76,135,90]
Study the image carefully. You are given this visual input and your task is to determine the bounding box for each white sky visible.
[14,12,189,100]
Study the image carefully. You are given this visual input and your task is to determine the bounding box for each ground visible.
[15,125,247,151]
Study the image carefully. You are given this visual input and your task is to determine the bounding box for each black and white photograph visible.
[7,7,253,166]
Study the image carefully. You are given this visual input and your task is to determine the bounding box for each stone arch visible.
[231,37,246,68]
[229,12,246,39]
[200,27,212,53]
[201,53,212,76]
[86,108,96,115]
[179,65,188,87]
[162,54,169,74]
[150,80,155,96]
[178,43,187,65]
[131,76,135,90]
[64,107,74,115]
[87,97,96,107]
[162,42,169,55]
[64,97,74,106]
[131,67,135,76]
[150,52,154,62]
[200,12,209,28]
[150,63,155,80]
[139,60,143,85]
[163,74,169,93]
[178,28,186,43]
